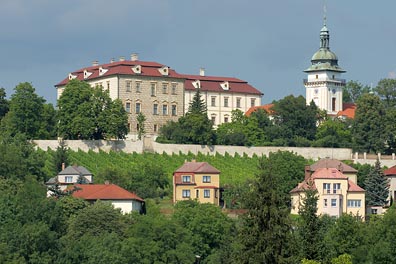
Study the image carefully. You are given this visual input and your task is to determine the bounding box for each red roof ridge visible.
[348,180,365,192]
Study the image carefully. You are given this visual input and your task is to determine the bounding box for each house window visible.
[331,199,337,207]
[171,105,177,116]
[211,115,216,124]
[153,104,158,115]
[106,81,110,90]
[211,96,216,107]
[162,104,168,115]
[347,200,361,208]
[371,208,378,215]
[203,176,211,183]
[316,74,318,79]
[126,81,131,92]
[172,83,177,94]
[125,102,131,113]
[204,189,210,198]
[224,97,229,107]
[250,98,256,107]
[215,189,218,198]
[182,190,191,198]
[236,97,241,108]
[182,175,191,183]
[135,102,141,114]
[135,82,141,93]
[154,124,158,132]
[162,83,168,94]
[151,83,156,96]
[196,190,199,198]
[65,176,73,183]
[224,116,229,123]
[333,183,341,194]
[324,199,328,207]
[323,183,330,193]
[332,97,336,111]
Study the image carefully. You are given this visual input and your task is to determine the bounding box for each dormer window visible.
[83,70,92,79]
[99,67,109,76]
[220,81,230,90]
[182,175,191,183]
[158,66,169,76]
[68,73,77,80]
[132,65,141,74]
[192,80,201,89]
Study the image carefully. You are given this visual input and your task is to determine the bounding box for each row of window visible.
[128,123,160,132]
[182,175,211,183]
[94,81,110,90]
[182,189,218,198]
[126,81,178,95]
[323,183,341,194]
[125,102,177,116]
[211,115,229,124]
[323,199,362,208]
[210,97,256,108]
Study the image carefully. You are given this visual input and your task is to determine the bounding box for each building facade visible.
[304,18,346,116]
[173,161,220,205]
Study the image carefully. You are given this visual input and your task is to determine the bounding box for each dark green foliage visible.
[235,158,296,263]
[188,87,207,115]
[343,80,370,103]
[54,140,69,173]
[375,78,396,108]
[352,93,387,153]
[365,159,389,207]
[57,79,128,140]
[314,119,352,148]
[136,112,146,140]
[0,87,9,119]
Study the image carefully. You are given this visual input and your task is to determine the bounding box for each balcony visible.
[304,78,346,85]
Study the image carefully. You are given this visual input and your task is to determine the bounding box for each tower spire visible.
[323,0,327,26]
[320,2,329,50]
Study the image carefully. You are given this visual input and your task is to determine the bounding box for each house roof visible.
[337,103,356,119]
[348,180,365,192]
[59,165,92,176]
[71,184,144,201]
[245,103,274,116]
[384,165,396,176]
[310,158,357,173]
[175,162,220,174]
[182,74,262,95]
[311,168,349,179]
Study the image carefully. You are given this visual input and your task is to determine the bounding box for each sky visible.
[1,0,396,105]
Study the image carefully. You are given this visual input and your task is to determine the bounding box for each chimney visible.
[92,60,99,66]
[191,159,196,163]
[104,180,110,185]
[61,163,65,171]
[131,53,139,61]
[110,58,115,63]
[304,165,311,180]
[119,56,125,61]
[199,67,205,76]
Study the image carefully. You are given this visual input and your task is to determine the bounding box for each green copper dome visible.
[311,48,338,61]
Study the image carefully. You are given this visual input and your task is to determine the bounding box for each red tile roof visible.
[175,162,220,174]
[311,168,348,179]
[71,184,144,201]
[384,165,396,176]
[182,74,263,95]
[337,103,356,119]
[245,103,274,116]
[348,180,365,192]
[310,158,357,173]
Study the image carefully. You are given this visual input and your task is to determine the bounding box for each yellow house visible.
[291,167,365,218]
[173,161,220,205]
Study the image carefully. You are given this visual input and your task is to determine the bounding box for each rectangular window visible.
[204,189,210,198]
[135,102,141,114]
[151,83,156,96]
[182,175,191,183]
[171,105,177,116]
[215,189,218,198]
[172,83,177,94]
[323,183,330,193]
[153,104,158,115]
[211,116,216,124]
[182,190,191,198]
[331,199,337,207]
[332,97,336,111]
[347,200,361,208]
[135,82,141,93]
[196,190,199,198]
[106,81,110,90]
[162,104,168,115]
[154,124,158,132]
[211,96,216,107]
[65,176,73,183]
[224,117,229,123]
[333,183,341,194]
[126,81,131,92]
[251,98,256,107]
[236,97,241,108]
[125,102,131,113]
[162,83,168,94]
[224,97,229,107]
[203,176,211,183]
[324,199,328,207]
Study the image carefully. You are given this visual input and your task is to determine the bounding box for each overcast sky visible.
[1,0,395,105]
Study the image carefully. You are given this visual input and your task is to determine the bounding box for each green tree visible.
[375,78,396,108]
[343,80,370,103]
[0,87,9,119]
[235,158,296,263]
[136,112,146,140]
[188,87,207,115]
[352,93,387,153]
[365,159,389,207]
[314,119,352,148]
[54,140,69,173]
[57,79,128,140]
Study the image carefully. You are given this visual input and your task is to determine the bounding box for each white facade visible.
[110,199,142,214]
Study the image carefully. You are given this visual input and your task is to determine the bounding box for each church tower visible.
[304,15,346,115]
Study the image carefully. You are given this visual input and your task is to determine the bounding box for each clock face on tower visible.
[332,89,336,94]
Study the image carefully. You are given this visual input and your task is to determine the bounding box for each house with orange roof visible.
[384,165,396,206]
[71,183,144,214]
[291,166,365,218]
[173,161,220,205]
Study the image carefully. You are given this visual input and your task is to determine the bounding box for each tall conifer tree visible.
[365,159,389,207]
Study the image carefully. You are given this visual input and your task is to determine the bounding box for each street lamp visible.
[195,255,201,264]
